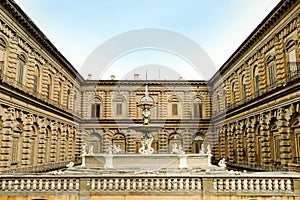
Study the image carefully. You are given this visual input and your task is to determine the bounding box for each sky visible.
[14,0,281,80]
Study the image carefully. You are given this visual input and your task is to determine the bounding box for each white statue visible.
[88,145,94,155]
[171,143,185,154]
[199,144,205,155]
[207,144,211,155]
[66,162,74,168]
[106,144,122,154]
[81,144,87,156]
[218,158,226,168]
[142,108,151,125]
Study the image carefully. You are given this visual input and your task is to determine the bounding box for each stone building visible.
[209,0,300,172]
[0,0,299,175]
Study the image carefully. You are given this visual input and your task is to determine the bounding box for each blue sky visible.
[14,0,281,80]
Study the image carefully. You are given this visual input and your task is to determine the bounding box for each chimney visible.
[134,73,140,80]
[87,74,92,80]
[111,75,115,80]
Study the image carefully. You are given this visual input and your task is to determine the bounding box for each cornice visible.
[209,0,300,84]
[0,0,84,82]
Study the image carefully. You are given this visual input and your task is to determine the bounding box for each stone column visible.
[259,114,270,169]
[0,108,15,170]
[236,122,244,165]
[37,118,47,165]
[277,108,292,170]
[21,114,33,167]
[246,118,256,166]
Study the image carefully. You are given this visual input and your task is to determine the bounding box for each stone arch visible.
[168,132,182,153]
[168,95,181,118]
[191,132,204,153]
[31,123,39,166]
[112,132,126,153]
[88,133,102,154]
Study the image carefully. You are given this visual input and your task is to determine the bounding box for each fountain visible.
[69,85,223,175]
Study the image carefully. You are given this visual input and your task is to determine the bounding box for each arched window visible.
[66,89,71,109]
[57,82,63,104]
[241,75,247,101]
[17,54,26,84]
[12,125,23,165]
[269,121,280,167]
[168,133,182,153]
[253,66,260,96]
[168,96,180,117]
[113,96,125,117]
[112,133,126,153]
[33,65,40,94]
[91,97,101,118]
[267,56,275,87]
[31,125,39,166]
[0,37,7,71]
[47,75,53,99]
[286,40,298,79]
[231,82,236,104]
[89,134,101,154]
[193,97,202,118]
[192,134,204,153]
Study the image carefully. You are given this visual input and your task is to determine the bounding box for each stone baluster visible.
[255,179,260,191]
[39,180,43,191]
[286,180,292,191]
[32,180,37,191]
[132,179,136,191]
[261,179,266,191]
[249,179,254,191]
[97,180,101,190]
[20,180,25,191]
[213,179,217,191]
[237,179,242,191]
[156,179,160,191]
[197,179,201,191]
[173,179,178,191]
[225,179,230,191]
[191,179,195,191]
[57,180,61,191]
[126,179,130,190]
[185,179,190,191]
[150,179,154,191]
[103,179,107,190]
[268,179,273,191]
[115,179,119,190]
[280,179,285,191]
[8,180,12,191]
[76,180,80,191]
[45,180,49,191]
[91,179,95,190]
[14,180,18,191]
[120,179,124,190]
[243,179,248,191]
[26,180,31,191]
[274,179,279,191]
[109,179,113,190]
[218,179,223,191]
[180,179,184,191]
[138,179,142,191]
[161,179,166,190]
[51,180,55,191]
[231,179,236,191]
[2,180,6,191]
[69,180,74,191]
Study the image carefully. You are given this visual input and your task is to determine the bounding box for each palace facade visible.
[0,0,299,175]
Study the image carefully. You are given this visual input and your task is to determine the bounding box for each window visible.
[168,96,180,117]
[57,82,63,104]
[286,40,298,79]
[47,75,52,99]
[217,94,220,112]
[113,96,125,117]
[241,75,247,101]
[267,56,275,87]
[172,103,178,115]
[66,89,71,108]
[193,97,202,118]
[0,38,7,71]
[231,82,236,104]
[192,135,204,153]
[17,55,25,84]
[254,66,260,96]
[91,98,101,118]
[33,65,40,94]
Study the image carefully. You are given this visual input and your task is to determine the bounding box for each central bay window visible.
[91,98,101,118]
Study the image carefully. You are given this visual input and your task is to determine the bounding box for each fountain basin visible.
[83,154,209,170]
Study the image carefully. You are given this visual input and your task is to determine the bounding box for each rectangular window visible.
[255,75,260,96]
[288,49,298,78]
[33,75,37,94]
[116,103,122,115]
[47,84,51,99]
[268,65,275,86]
[96,104,100,118]
[18,61,24,84]
[193,104,202,118]
[243,84,247,100]
[172,103,178,115]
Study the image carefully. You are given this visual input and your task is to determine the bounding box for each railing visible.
[0,72,82,118]
[0,174,298,196]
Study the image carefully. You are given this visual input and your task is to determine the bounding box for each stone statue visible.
[106,144,122,154]
[218,158,226,168]
[171,143,185,154]
[207,144,211,155]
[139,133,154,154]
[88,145,94,155]
[81,144,87,156]
[142,108,151,125]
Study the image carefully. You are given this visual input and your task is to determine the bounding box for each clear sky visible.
[14,0,281,80]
